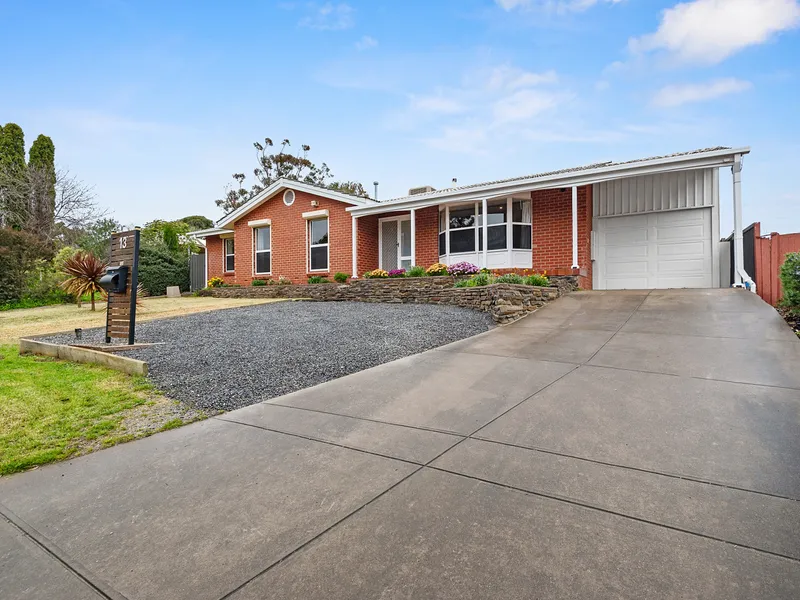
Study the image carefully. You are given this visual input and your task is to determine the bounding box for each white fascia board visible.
[217,179,377,228]
[190,227,231,238]
[348,147,751,217]
[247,218,272,227]
[302,209,329,219]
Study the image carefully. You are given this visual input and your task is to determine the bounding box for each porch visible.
[354,187,587,279]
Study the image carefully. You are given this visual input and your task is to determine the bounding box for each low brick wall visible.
[200,275,576,323]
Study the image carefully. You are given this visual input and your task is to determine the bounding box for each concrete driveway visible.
[2,289,799,599]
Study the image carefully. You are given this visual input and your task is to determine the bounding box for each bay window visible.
[512,199,532,250]
[438,197,533,268]
[224,238,234,272]
[448,205,477,253]
[254,226,271,274]
[308,217,329,271]
[478,199,508,251]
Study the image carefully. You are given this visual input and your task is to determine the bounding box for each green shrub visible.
[779,252,800,313]
[307,275,330,284]
[524,273,550,287]
[471,273,492,286]
[453,273,494,289]
[138,245,190,296]
[251,279,268,286]
[0,229,53,305]
[334,272,349,283]
[495,273,524,285]
[407,265,426,278]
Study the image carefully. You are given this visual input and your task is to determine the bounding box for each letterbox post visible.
[104,228,141,345]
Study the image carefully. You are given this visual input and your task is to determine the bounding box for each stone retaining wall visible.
[200,275,578,323]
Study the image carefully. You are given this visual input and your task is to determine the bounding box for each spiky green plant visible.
[61,252,108,311]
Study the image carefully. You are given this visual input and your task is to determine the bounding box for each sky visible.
[1,0,799,234]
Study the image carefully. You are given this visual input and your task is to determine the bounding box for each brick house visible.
[194,147,755,291]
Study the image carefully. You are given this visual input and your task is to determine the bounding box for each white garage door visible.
[596,207,713,290]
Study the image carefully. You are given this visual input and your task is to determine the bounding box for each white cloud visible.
[299,2,355,30]
[492,89,566,122]
[652,78,752,107]
[629,0,800,65]
[409,94,466,114]
[355,35,377,51]
[485,66,558,90]
[495,0,624,13]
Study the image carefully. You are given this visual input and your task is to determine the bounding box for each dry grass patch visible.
[0,296,284,344]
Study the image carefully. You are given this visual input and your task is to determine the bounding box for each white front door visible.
[380,218,411,270]
[595,207,713,289]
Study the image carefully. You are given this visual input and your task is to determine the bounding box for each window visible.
[438,209,446,256]
[512,199,532,250]
[224,238,234,272]
[478,199,508,251]
[448,204,476,253]
[254,226,271,274]
[283,190,295,206]
[308,217,329,271]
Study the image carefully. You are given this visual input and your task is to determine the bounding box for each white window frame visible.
[446,202,479,256]
[253,226,271,276]
[223,237,235,273]
[479,198,510,253]
[511,198,533,251]
[308,217,329,272]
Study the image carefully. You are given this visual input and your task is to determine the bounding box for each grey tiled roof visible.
[384,146,732,204]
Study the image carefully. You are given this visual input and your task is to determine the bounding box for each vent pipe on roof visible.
[373,181,379,202]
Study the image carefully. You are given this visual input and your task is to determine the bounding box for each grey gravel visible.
[39,301,493,411]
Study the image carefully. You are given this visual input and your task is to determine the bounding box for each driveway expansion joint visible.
[468,436,800,503]
[0,503,129,600]
[421,465,800,564]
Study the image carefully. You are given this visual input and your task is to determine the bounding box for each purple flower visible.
[447,262,479,276]
[388,268,406,277]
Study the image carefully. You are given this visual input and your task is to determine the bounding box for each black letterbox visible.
[99,265,129,294]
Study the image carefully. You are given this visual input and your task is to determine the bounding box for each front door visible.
[380,218,412,270]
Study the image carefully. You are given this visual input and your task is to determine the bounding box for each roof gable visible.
[217,179,376,228]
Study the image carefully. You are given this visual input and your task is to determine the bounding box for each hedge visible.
[137,246,189,296]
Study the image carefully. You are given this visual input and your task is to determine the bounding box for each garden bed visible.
[199,275,576,323]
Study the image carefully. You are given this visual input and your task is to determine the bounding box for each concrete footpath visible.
[2,289,799,599]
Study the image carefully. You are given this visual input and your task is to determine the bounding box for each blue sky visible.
[2,0,799,234]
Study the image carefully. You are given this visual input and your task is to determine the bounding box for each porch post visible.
[571,186,579,269]
[351,215,358,278]
[410,208,416,267]
[482,198,488,268]
[732,154,755,292]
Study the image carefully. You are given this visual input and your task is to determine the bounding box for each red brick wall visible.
[415,206,440,267]
[205,189,354,285]
[531,185,593,289]
[357,215,379,274]
[205,235,237,285]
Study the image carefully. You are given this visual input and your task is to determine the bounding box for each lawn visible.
[0,344,205,475]
[0,295,283,344]
[0,297,283,475]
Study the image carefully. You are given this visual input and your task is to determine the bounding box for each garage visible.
[593,169,720,290]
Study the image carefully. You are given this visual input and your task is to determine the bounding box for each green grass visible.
[0,344,162,476]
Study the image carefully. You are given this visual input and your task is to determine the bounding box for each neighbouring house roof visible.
[196,178,378,236]
[348,146,751,216]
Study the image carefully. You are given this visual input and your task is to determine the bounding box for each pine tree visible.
[28,134,56,237]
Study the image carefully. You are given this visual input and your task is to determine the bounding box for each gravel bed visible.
[38,302,493,411]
